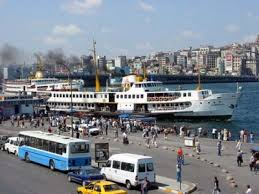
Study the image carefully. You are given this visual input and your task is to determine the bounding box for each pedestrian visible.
[213,177,221,194]
[145,136,150,148]
[177,147,184,165]
[140,177,149,194]
[176,164,181,182]
[217,141,222,156]
[249,155,256,171]
[76,131,80,139]
[236,150,243,167]
[122,132,129,145]
[48,126,52,133]
[212,128,217,139]
[236,140,242,150]
[196,141,201,155]
[105,123,108,136]
[250,132,254,144]
[246,185,253,194]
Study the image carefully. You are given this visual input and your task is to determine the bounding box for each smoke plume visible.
[0,43,22,65]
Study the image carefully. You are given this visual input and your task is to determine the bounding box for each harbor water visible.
[161,82,259,141]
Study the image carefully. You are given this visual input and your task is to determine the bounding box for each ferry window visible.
[116,95,119,98]
[141,94,144,98]
[128,95,131,99]
[112,160,121,169]
[87,94,89,98]
[136,95,139,99]
[63,94,65,98]
[133,94,135,98]
[183,93,186,97]
[53,94,56,97]
[94,94,96,98]
[83,94,86,98]
[76,94,79,98]
[121,162,135,172]
[120,95,123,98]
[80,94,82,98]
[73,94,75,98]
[188,93,191,97]
[124,95,127,99]
[90,95,93,98]
[135,84,139,88]
[66,94,68,98]
[138,163,145,172]
[105,95,107,98]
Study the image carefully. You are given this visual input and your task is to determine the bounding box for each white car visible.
[4,137,20,155]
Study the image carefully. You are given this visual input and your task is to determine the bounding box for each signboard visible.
[95,143,109,163]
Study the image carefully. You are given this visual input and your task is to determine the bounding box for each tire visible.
[7,148,9,154]
[77,192,83,194]
[49,160,55,171]
[102,174,107,181]
[126,180,132,190]
[25,153,30,162]
[68,176,72,182]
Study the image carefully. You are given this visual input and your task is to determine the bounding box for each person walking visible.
[217,141,222,156]
[250,132,254,144]
[177,147,184,165]
[213,177,221,194]
[236,150,243,167]
[196,141,201,155]
[212,128,217,139]
[246,185,253,194]
[140,177,149,194]
[236,140,242,151]
[249,154,256,171]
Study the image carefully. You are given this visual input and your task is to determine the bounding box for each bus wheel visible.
[49,160,55,171]
[7,149,9,154]
[25,153,30,162]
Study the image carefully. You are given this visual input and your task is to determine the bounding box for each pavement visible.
[1,119,258,193]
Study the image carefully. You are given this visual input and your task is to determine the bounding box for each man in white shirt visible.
[246,185,252,194]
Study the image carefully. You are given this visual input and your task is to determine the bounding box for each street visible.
[0,150,164,194]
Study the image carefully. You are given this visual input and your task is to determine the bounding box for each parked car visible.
[77,180,127,194]
[101,153,155,189]
[68,167,103,186]
[0,135,11,151]
[4,137,20,155]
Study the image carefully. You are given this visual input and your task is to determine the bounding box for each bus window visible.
[70,143,89,154]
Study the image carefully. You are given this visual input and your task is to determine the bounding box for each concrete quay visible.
[1,120,258,193]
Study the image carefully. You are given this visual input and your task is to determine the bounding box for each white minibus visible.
[101,153,155,189]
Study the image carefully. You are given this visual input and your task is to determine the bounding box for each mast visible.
[196,62,202,90]
[94,40,100,92]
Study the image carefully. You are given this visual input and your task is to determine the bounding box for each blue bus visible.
[18,131,91,171]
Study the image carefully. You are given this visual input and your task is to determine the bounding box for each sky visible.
[1,0,259,58]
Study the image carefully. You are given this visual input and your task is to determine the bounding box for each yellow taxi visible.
[77,180,127,194]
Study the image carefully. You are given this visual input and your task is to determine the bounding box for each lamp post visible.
[60,63,74,137]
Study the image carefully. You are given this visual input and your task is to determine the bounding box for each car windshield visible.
[103,184,120,191]
[70,143,89,154]
[81,168,100,175]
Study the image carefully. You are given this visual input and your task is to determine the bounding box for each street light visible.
[60,63,74,137]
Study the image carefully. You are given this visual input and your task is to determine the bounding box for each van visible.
[4,137,20,155]
[100,153,155,189]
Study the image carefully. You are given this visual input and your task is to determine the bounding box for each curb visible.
[158,182,197,194]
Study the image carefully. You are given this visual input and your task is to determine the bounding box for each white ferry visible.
[3,71,84,96]
[47,74,241,120]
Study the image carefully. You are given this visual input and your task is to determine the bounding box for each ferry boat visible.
[3,70,84,96]
[46,74,242,120]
